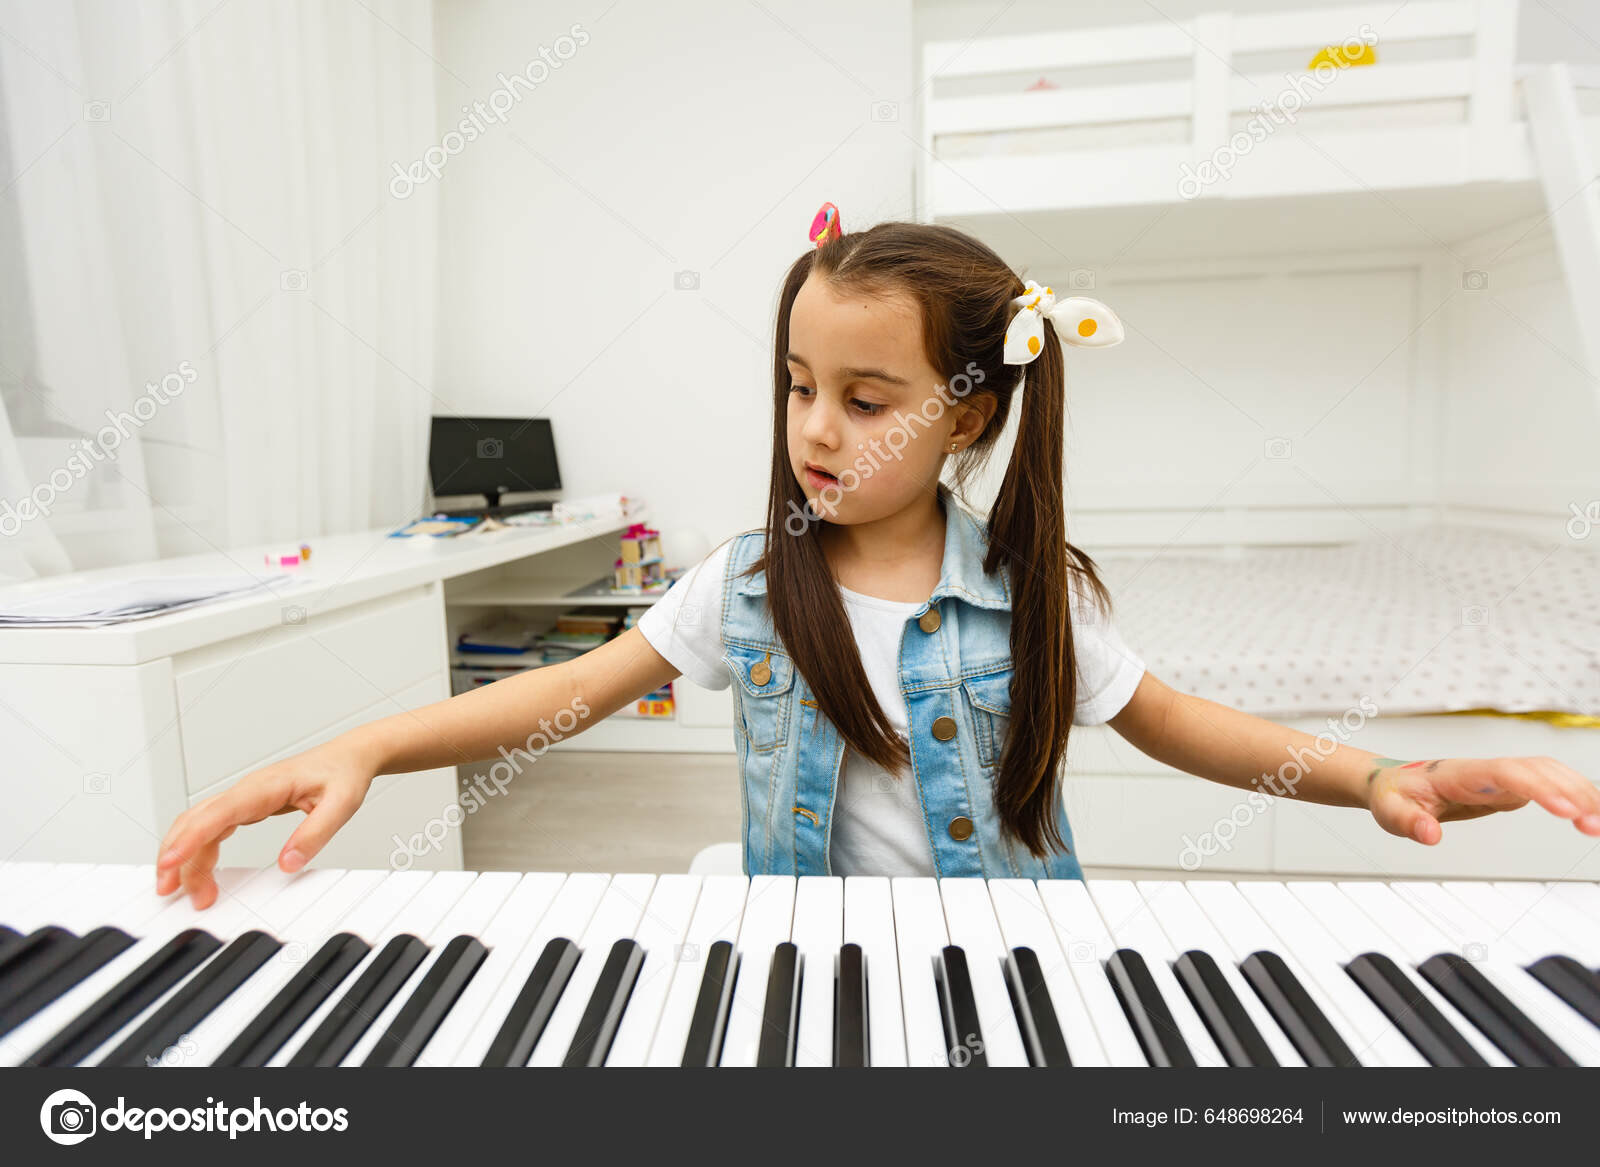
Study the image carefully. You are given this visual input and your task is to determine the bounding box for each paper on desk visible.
[0,573,289,627]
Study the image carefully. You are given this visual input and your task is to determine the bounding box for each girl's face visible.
[785,272,985,525]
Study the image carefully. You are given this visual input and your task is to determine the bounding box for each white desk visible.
[0,512,644,871]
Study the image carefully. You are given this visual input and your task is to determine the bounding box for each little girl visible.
[156,205,1600,907]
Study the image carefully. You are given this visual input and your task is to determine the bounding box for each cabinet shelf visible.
[446,575,673,608]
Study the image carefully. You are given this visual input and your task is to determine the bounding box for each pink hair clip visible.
[809,202,841,248]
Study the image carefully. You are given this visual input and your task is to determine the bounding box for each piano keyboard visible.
[2,863,1598,1069]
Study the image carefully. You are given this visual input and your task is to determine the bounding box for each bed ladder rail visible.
[1523,63,1600,403]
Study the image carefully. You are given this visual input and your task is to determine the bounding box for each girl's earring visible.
[948,443,959,452]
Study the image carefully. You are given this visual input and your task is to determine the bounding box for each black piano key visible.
[1418,952,1576,1067]
[0,926,79,999]
[680,939,738,1068]
[1345,952,1488,1067]
[1105,948,1195,1067]
[287,934,429,1067]
[22,929,222,1068]
[1173,950,1277,1067]
[756,942,802,1068]
[1526,955,1600,1029]
[835,943,868,1068]
[934,945,987,1068]
[101,930,281,1067]
[212,933,371,1067]
[365,935,488,1067]
[482,937,581,1067]
[562,938,645,1068]
[1003,946,1070,1067]
[0,926,136,1039]
[1240,951,1360,1067]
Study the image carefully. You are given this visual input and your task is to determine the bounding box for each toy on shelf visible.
[613,522,664,592]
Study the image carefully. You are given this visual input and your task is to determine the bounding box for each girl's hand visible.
[154,735,380,909]
[1364,755,1600,845]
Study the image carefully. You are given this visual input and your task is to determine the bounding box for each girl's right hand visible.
[154,735,379,910]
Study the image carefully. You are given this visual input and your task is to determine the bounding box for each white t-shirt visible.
[636,538,1146,876]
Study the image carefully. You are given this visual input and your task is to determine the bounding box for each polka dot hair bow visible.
[1003,279,1125,364]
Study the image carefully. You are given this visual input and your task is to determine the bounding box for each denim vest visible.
[718,484,1084,880]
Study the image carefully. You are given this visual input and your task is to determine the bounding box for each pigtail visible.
[985,313,1112,856]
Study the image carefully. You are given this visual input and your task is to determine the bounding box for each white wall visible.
[430,0,915,565]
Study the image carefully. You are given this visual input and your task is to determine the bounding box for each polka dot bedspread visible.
[1092,523,1600,720]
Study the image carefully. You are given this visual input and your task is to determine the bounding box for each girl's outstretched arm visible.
[155,625,682,908]
[1106,672,1600,845]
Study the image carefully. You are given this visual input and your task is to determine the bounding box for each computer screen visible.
[428,416,562,504]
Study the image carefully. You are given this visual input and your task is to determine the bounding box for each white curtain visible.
[0,0,439,580]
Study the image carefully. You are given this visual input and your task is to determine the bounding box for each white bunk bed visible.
[919,1,1600,879]
[919,0,1600,387]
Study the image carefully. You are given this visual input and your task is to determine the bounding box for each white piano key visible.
[1033,879,1147,1066]
[78,867,176,933]
[1087,880,1224,1067]
[528,873,656,1066]
[843,876,905,1067]
[12,865,146,933]
[938,877,1026,1067]
[1489,881,1600,966]
[345,872,521,1065]
[788,876,842,1067]
[415,872,568,1067]
[2,864,97,930]
[0,867,271,1066]
[190,869,381,1066]
[986,878,1106,1066]
[1543,881,1600,923]
[1236,882,1423,1067]
[1289,882,1509,1067]
[1186,879,1372,1064]
[645,875,749,1067]
[1136,881,1303,1067]
[719,875,796,1068]
[1395,881,1600,1066]
[272,870,476,1066]
[604,875,702,1067]
[455,872,611,1068]
[0,862,56,906]
[890,877,949,1068]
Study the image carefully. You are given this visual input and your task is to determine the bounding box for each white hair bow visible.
[1003,279,1125,365]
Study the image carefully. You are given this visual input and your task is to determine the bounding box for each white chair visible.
[688,842,743,875]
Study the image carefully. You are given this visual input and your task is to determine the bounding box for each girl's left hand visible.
[1365,755,1600,845]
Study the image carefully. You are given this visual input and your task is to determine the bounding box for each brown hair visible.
[750,220,1113,857]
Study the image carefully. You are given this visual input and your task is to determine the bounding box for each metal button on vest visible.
[918,606,941,633]
[749,660,771,686]
[931,715,957,741]
[948,815,974,841]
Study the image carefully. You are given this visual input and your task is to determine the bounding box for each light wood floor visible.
[461,751,1293,881]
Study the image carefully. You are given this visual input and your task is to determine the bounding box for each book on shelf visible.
[456,618,541,654]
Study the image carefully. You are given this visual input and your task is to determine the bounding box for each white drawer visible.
[1065,774,1276,872]
[174,586,445,792]
[188,673,461,871]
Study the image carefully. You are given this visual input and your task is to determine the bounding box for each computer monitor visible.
[428,416,562,511]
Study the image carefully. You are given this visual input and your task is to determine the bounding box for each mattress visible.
[1092,524,1600,721]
